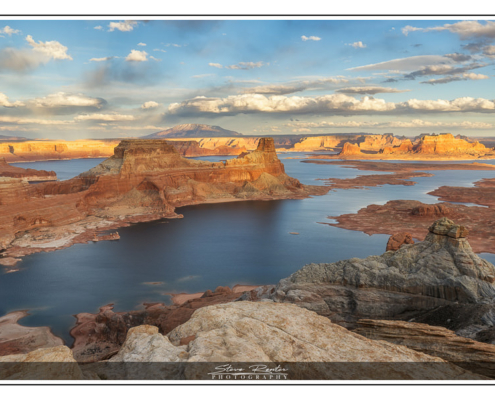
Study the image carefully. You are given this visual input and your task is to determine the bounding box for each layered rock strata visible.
[271,218,495,327]
[0,140,120,162]
[0,138,327,261]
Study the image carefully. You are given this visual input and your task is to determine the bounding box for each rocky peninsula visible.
[0,138,328,266]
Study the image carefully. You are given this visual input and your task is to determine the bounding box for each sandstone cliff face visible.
[358,134,402,151]
[0,158,57,182]
[383,134,493,157]
[338,142,363,156]
[0,138,326,258]
[165,140,247,157]
[0,140,120,162]
[272,218,495,327]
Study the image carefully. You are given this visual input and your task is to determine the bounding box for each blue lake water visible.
[3,154,495,345]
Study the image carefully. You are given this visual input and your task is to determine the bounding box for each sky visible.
[0,18,495,139]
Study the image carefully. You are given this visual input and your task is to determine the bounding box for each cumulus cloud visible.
[168,93,397,116]
[0,26,21,36]
[348,55,454,72]
[402,97,495,112]
[125,50,148,62]
[336,86,409,95]
[108,20,138,32]
[26,35,72,60]
[168,93,495,116]
[94,26,103,30]
[483,45,495,57]
[208,61,266,70]
[30,92,105,108]
[347,41,366,48]
[0,93,25,107]
[149,56,161,62]
[301,35,321,41]
[141,101,159,109]
[137,42,146,46]
[402,21,495,40]
[421,72,489,85]
[74,113,136,122]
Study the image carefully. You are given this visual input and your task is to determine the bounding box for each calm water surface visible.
[3,154,495,345]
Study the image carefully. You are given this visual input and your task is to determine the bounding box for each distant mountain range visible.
[143,124,243,138]
[0,134,26,141]
[143,124,242,139]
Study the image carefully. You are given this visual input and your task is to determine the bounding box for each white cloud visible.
[402,97,495,112]
[141,101,159,109]
[26,35,72,60]
[137,42,146,46]
[0,93,25,107]
[108,21,137,32]
[149,56,161,62]
[336,86,409,95]
[208,61,266,70]
[94,26,103,30]
[301,35,321,41]
[347,41,366,48]
[31,92,104,108]
[168,93,495,116]
[75,114,136,122]
[153,48,167,53]
[348,55,454,72]
[402,21,495,40]
[125,50,148,62]
[168,93,396,115]
[0,26,21,36]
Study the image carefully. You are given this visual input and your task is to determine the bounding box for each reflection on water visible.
[10,158,104,181]
[1,154,494,345]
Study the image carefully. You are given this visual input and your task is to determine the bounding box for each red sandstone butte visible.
[0,138,328,261]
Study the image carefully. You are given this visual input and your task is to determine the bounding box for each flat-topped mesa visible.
[383,133,492,156]
[339,142,363,156]
[271,218,495,327]
[0,140,120,162]
[0,137,326,256]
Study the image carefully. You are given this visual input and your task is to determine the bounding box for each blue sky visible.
[1,19,495,139]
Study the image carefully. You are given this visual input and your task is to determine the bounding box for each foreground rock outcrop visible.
[355,319,495,379]
[0,138,327,261]
[272,218,495,327]
[84,302,481,380]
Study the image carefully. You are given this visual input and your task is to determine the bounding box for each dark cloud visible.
[444,52,472,62]
[403,62,486,80]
